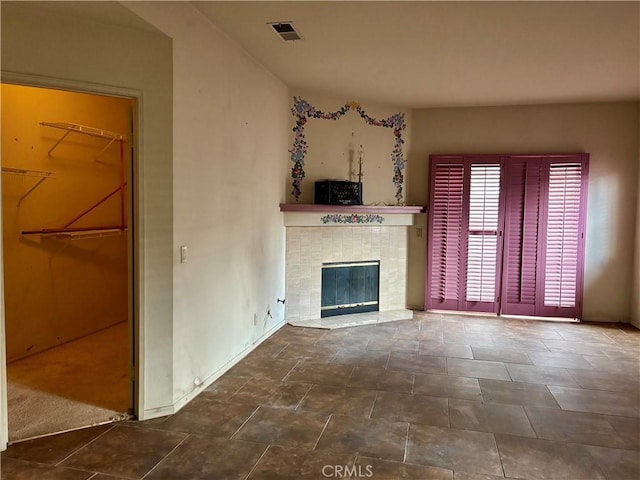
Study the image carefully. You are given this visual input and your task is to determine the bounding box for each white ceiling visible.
[11,1,638,109]
[193,1,640,108]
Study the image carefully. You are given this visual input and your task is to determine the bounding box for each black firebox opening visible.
[321,261,380,318]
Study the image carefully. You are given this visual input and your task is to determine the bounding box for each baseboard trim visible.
[141,320,286,420]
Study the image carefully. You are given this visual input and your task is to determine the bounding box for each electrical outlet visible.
[180,245,188,263]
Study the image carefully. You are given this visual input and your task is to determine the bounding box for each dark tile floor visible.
[2,312,639,479]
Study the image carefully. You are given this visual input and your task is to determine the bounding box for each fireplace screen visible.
[321,261,380,317]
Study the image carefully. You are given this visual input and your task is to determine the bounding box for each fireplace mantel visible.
[279,204,424,214]
[280,204,425,227]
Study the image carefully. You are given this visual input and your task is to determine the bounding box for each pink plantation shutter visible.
[427,153,588,319]
[538,157,588,318]
[501,158,543,315]
[427,159,465,310]
[463,162,502,313]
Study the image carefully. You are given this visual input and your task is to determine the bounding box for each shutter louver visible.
[543,163,583,310]
[428,161,465,309]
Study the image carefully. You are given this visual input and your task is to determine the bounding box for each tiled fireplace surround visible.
[280,204,424,323]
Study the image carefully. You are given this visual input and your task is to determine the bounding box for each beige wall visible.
[289,90,412,206]
[1,84,130,361]
[408,102,640,322]
[121,2,290,407]
[1,1,174,425]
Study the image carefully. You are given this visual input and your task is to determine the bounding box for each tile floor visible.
[2,312,639,479]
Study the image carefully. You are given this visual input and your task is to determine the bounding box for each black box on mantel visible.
[314,180,363,205]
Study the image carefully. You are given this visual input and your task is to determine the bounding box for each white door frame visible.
[0,72,144,448]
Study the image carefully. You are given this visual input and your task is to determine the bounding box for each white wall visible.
[409,102,640,322]
[1,2,174,427]
[123,2,290,406]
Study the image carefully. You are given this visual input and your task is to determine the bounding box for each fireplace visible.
[321,261,380,317]
[280,203,424,324]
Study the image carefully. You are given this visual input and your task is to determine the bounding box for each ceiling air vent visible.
[268,22,302,41]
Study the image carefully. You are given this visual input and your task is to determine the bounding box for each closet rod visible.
[22,225,127,235]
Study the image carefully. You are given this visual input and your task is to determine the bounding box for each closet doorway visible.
[1,83,134,442]
[426,154,589,320]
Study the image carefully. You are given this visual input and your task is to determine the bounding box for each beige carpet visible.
[7,322,130,442]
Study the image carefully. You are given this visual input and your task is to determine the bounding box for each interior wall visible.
[1,84,130,361]
[124,2,291,405]
[1,2,174,419]
[288,90,412,206]
[408,101,640,322]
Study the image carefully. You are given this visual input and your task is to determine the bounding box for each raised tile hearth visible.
[288,308,414,329]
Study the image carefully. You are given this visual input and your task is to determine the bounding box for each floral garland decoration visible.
[289,97,351,200]
[355,106,406,205]
[289,97,407,204]
[320,214,384,225]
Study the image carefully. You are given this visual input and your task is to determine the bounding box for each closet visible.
[1,83,133,442]
[426,154,588,319]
